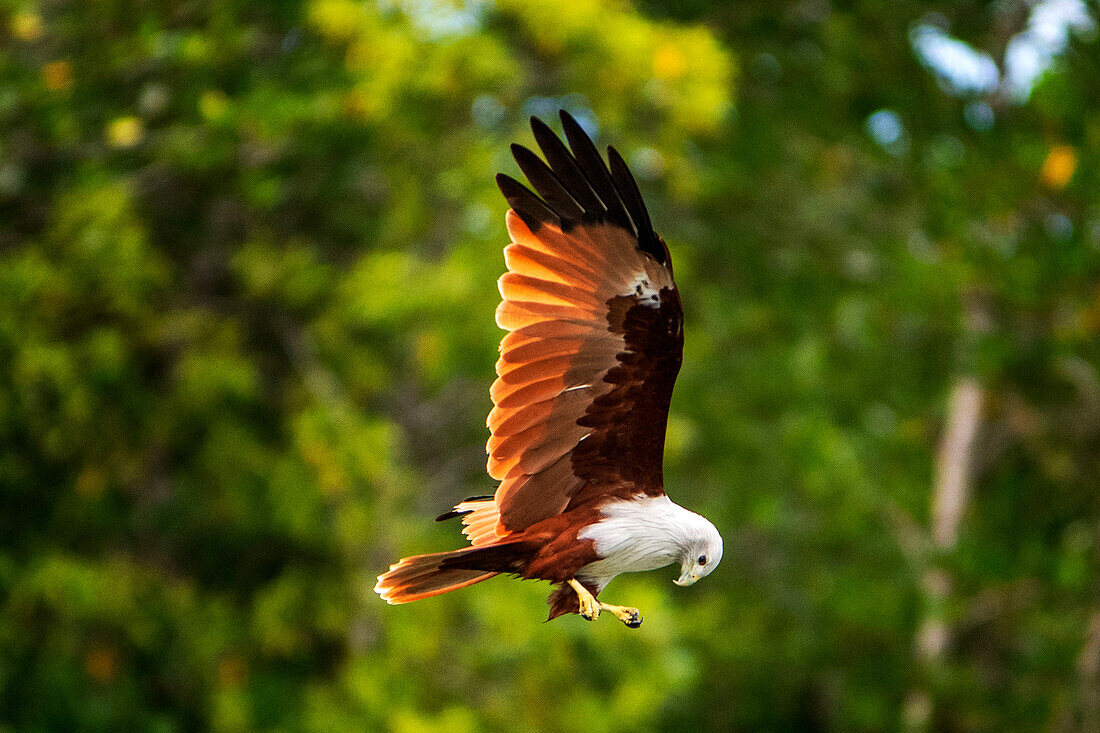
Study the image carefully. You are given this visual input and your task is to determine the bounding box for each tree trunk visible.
[903,377,984,730]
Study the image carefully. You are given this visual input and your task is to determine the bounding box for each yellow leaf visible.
[42,60,72,92]
[199,90,228,121]
[309,0,363,41]
[11,12,43,41]
[106,116,144,148]
[653,43,686,80]
[1041,145,1077,189]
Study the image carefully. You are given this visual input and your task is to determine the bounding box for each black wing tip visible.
[495,172,557,229]
[558,109,585,134]
[501,108,664,263]
[436,494,495,522]
[531,113,572,145]
[509,143,585,222]
[605,144,662,263]
[558,110,584,139]
[509,143,544,174]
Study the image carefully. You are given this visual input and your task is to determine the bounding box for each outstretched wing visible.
[483,111,684,536]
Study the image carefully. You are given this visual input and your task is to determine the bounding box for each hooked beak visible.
[674,570,699,587]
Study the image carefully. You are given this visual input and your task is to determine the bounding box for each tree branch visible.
[903,377,984,731]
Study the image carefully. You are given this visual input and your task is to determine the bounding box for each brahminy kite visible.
[375,111,722,627]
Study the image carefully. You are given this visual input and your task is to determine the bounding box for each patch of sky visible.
[865,109,909,156]
[521,94,598,138]
[910,22,999,96]
[1004,0,1096,100]
[909,1,1096,105]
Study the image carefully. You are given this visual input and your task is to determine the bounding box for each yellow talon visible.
[567,580,642,627]
[600,602,643,628]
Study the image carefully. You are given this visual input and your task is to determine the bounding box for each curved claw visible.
[602,602,642,628]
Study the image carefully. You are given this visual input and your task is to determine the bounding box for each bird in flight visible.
[375,111,722,627]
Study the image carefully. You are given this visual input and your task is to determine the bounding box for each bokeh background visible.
[2,0,1100,730]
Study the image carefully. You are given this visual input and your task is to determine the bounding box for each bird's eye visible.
[697,555,707,565]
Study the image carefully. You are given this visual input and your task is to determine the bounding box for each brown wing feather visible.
[485,112,683,535]
[377,112,681,608]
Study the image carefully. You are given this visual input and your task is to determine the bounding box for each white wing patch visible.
[627,272,661,308]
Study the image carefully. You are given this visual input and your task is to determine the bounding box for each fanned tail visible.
[374,542,525,604]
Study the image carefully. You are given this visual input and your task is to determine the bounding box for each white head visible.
[673,512,723,586]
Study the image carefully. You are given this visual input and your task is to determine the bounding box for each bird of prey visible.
[375,111,722,627]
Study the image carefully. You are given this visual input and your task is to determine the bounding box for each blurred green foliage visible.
[1,0,1099,730]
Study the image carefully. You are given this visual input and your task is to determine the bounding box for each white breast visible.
[577,495,703,591]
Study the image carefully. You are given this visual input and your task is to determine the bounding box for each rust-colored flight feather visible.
[486,113,683,534]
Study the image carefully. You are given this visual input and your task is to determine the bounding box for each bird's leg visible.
[567,578,600,621]
[566,580,642,628]
[599,601,643,629]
